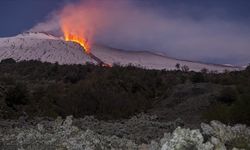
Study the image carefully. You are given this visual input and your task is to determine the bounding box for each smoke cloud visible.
[31,0,250,65]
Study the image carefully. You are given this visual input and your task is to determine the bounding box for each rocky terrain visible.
[0,115,249,150]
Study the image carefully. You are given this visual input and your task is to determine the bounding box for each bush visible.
[191,73,205,83]
[0,58,16,64]
[204,93,250,125]
[5,83,29,108]
[226,136,250,149]
[0,59,250,123]
[230,94,250,124]
[217,87,238,104]
[245,64,250,72]
[203,104,231,123]
[181,65,189,72]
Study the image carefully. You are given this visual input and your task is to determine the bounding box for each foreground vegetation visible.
[0,59,249,125]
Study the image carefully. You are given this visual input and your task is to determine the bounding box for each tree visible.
[181,65,189,72]
[201,68,208,74]
[175,63,180,70]
[246,64,250,72]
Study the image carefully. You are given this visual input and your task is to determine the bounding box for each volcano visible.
[0,32,96,65]
[0,32,241,72]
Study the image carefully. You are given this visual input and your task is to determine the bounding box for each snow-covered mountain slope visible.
[0,32,241,72]
[91,45,241,72]
[0,32,96,65]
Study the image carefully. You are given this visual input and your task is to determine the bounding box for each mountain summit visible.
[0,32,240,72]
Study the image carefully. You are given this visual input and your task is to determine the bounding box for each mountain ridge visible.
[0,32,242,72]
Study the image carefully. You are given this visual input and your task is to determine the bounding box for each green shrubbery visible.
[217,86,238,104]
[204,93,250,125]
[0,59,250,124]
[0,59,179,119]
[5,83,29,108]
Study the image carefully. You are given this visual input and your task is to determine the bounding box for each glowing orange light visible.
[102,63,112,68]
[61,25,91,54]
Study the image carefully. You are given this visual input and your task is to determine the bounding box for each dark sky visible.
[0,0,72,36]
[0,0,249,37]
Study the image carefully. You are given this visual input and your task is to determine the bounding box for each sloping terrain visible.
[0,32,241,72]
[0,32,96,65]
[91,45,240,72]
[148,83,221,127]
[0,59,249,149]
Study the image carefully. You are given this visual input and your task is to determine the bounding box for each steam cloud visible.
[30,0,250,65]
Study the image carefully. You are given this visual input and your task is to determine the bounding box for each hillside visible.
[0,59,249,149]
[91,44,241,72]
[0,32,241,72]
[0,59,249,124]
[0,32,96,65]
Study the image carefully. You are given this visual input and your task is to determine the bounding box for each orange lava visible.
[102,63,112,68]
[62,29,91,54]
[59,1,95,54]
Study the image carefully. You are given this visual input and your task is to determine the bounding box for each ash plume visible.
[29,12,60,34]
[30,0,250,65]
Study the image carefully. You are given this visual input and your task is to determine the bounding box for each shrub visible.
[0,59,250,123]
[191,73,205,83]
[230,94,250,124]
[181,65,190,72]
[63,72,80,83]
[245,64,250,72]
[175,63,180,70]
[226,136,250,149]
[217,87,238,104]
[5,83,29,108]
[203,104,231,123]
[201,68,208,74]
[0,58,16,64]
[204,93,250,125]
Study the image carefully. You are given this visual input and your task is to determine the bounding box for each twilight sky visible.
[0,0,250,65]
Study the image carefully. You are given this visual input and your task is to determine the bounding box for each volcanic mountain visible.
[0,32,241,72]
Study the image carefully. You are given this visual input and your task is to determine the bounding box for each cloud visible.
[29,11,60,34]
[31,0,250,65]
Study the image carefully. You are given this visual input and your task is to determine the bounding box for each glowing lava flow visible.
[63,33,91,54]
[61,25,112,67]
[61,24,91,54]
